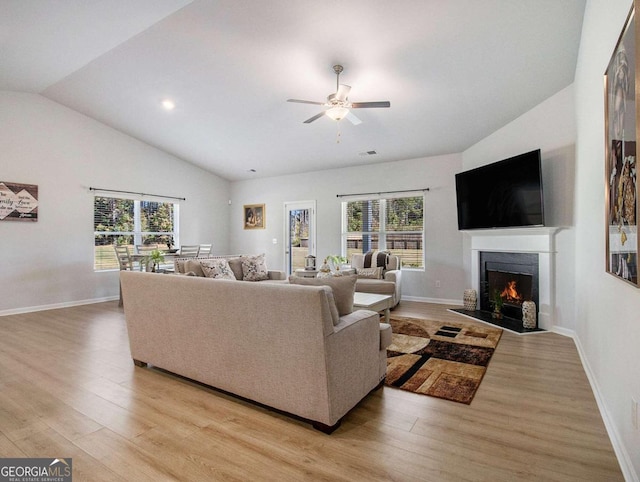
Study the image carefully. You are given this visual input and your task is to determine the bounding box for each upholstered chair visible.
[350,252,402,307]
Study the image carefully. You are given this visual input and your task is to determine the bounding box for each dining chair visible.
[198,244,212,256]
[180,245,200,257]
[114,245,133,306]
[135,244,158,254]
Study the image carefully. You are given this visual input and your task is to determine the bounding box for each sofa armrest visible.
[324,309,382,423]
[384,269,400,283]
[268,270,286,280]
[332,309,377,333]
[384,269,402,305]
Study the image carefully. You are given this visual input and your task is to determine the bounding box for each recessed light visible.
[161,99,175,111]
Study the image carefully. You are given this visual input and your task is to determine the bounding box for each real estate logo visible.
[0,458,72,482]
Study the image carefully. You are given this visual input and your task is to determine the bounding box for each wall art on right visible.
[604,1,639,287]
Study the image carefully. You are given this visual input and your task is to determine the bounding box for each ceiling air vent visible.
[359,150,377,156]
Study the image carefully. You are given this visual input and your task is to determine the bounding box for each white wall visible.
[229,153,465,303]
[462,84,577,331]
[0,91,230,314]
[574,0,640,479]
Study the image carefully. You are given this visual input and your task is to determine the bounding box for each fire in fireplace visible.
[479,251,539,323]
[502,280,522,303]
[487,270,533,313]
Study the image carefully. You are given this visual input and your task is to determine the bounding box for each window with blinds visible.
[343,195,424,268]
[94,196,178,270]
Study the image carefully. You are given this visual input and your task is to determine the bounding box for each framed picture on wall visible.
[604,1,639,287]
[244,204,265,229]
[0,181,38,222]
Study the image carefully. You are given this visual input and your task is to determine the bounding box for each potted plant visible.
[326,254,348,274]
[143,249,165,273]
[490,289,504,319]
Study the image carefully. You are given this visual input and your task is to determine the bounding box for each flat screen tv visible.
[455,149,545,230]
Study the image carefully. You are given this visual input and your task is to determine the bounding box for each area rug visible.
[385,315,502,404]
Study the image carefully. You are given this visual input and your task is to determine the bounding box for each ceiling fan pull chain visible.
[336,123,341,144]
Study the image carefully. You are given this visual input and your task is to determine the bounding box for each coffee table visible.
[353,292,393,323]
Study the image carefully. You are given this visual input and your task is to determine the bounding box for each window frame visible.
[93,194,180,271]
[341,193,425,270]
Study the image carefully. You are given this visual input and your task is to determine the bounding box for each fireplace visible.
[479,251,539,324]
[464,227,559,332]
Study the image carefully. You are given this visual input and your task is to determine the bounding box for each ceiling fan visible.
[287,65,390,125]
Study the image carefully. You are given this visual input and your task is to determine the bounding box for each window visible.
[94,196,179,270]
[342,195,424,268]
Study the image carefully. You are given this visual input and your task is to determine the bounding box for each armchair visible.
[350,252,402,307]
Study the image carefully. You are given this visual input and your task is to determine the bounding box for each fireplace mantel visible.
[466,227,561,330]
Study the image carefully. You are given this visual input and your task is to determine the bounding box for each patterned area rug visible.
[386,315,502,404]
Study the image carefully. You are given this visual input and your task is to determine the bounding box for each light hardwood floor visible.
[0,301,623,481]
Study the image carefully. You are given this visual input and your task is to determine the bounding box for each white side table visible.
[294,269,318,278]
[353,292,393,323]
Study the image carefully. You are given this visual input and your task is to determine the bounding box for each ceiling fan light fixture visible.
[326,106,349,121]
[161,99,175,111]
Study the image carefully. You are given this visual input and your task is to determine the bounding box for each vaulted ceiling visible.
[2,0,586,181]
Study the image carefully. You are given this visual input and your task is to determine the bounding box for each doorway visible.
[284,201,316,275]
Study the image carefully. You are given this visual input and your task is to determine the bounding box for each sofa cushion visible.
[200,259,236,280]
[241,254,269,281]
[185,259,206,277]
[289,275,357,316]
[355,278,396,296]
[320,286,340,326]
[356,266,383,279]
[227,257,244,280]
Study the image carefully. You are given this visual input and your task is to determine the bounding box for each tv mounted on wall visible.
[455,149,545,230]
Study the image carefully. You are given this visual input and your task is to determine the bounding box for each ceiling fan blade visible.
[303,112,326,124]
[351,101,391,109]
[336,84,351,101]
[287,99,325,105]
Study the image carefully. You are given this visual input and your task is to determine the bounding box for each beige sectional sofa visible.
[173,254,286,281]
[120,270,391,432]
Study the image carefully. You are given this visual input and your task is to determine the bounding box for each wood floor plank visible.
[2,380,103,442]
[73,428,181,481]
[12,428,125,482]
[0,430,27,457]
[0,301,624,481]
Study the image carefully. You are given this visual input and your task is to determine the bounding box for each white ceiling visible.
[2,0,586,181]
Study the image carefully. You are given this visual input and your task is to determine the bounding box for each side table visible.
[353,292,393,323]
[294,268,318,278]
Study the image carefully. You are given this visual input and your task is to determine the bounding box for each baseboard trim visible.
[401,295,463,306]
[566,330,638,482]
[0,296,119,317]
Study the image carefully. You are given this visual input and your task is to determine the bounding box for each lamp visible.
[326,106,349,121]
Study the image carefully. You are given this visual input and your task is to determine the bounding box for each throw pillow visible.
[185,259,206,277]
[356,266,383,279]
[241,254,269,281]
[363,250,391,270]
[320,286,340,326]
[227,257,244,280]
[289,275,357,316]
[200,259,236,280]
